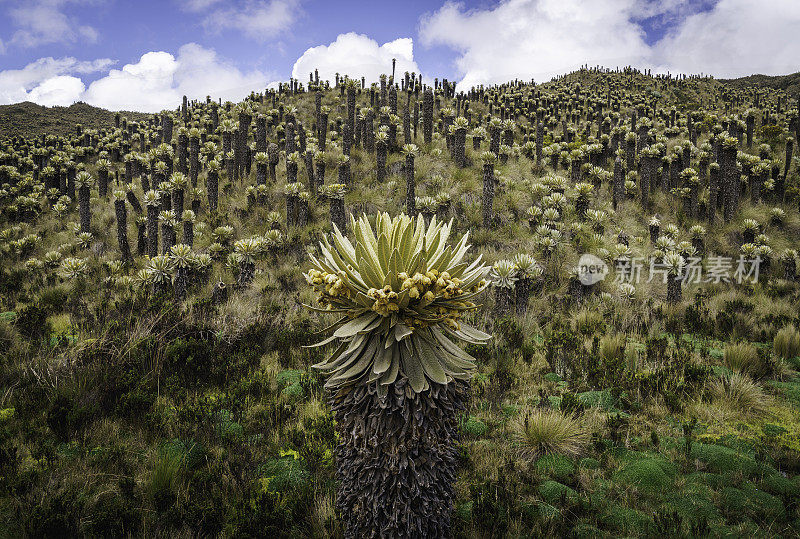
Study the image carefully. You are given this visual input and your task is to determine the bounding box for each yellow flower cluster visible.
[367,286,400,316]
[305,268,350,305]
[399,269,464,302]
[307,266,488,324]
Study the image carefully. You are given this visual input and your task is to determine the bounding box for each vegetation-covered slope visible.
[1,66,800,537]
[0,101,149,139]
[721,72,800,101]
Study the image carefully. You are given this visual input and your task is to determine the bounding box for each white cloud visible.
[0,44,274,112]
[83,43,272,111]
[0,57,113,105]
[652,0,800,77]
[201,0,300,42]
[28,75,85,106]
[291,33,420,84]
[6,0,100,49]
[419,0,652,89]
[419,0,800,89]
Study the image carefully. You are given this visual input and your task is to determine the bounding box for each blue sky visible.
[0,0,486,81]
[0,0,797,111]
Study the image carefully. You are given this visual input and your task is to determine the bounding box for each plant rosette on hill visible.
[304,212,491,395]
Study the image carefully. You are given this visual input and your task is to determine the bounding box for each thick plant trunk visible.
[161,224,175,255]
[494,286,514,316]
[146,205,159,258]
[454,128,467,167]
[256,163,267,186]
[482,162,494,228]
[172,188,184,217]
[237,261,254,288]
[174,267,188,300]
[536,121,543,164]
[330,198,346,233]
[183,221,193,247]
[721,145,739,222]
[115,199,132,264]
[377,141,387,183]
[136,220,146,256]
[405,155,416,216]
[423,89,433,144]
[667,276,682,303]
[78,185,90,233]
[98,169,109,197]
[190,138,200,187]
[286,196,297,228]
[319,113,329,152]
[207,170,219,212]
[708,165,720,224]
[329,379,468,539]
[612,156,624,210]
[304,152,316,193]
[515,277,532,315]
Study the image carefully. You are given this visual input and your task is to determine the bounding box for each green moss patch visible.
[535,454,575,481]
[612,457,676,493]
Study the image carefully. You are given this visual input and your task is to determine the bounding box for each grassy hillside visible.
[0,101,149,139]
[1,67,800,537]
[721,72,800,100]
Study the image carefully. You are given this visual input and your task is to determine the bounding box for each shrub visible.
[14,303,49,340]
[512,409,588,461]
[773,325,800,361]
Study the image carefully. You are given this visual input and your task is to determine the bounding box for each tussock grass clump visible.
[723,342,772,379]
[708,372,771,417]
[599,333,626,365]
[773,325,800,361]
[512,409,589,461]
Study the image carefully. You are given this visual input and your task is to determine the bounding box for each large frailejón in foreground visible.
[304,212,491,538]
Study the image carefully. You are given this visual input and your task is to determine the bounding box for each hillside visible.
[0,101,149,139]
[721,72,800,99]
[1,68,800,537]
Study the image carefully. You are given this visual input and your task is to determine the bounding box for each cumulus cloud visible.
[27,76,86,106]
[83,43,273,112]
[0,57,113,105]
[0,44,273,112]
[419,0,652,89]
[420,0,800,89]
[652,0,800,78]
[201,0,300,42]
[292,33,420,84]
[5,0,100,49]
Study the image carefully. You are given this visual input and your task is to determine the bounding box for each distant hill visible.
[0,101,150,139]
[720,72,800,100]
[2,72,798,141]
